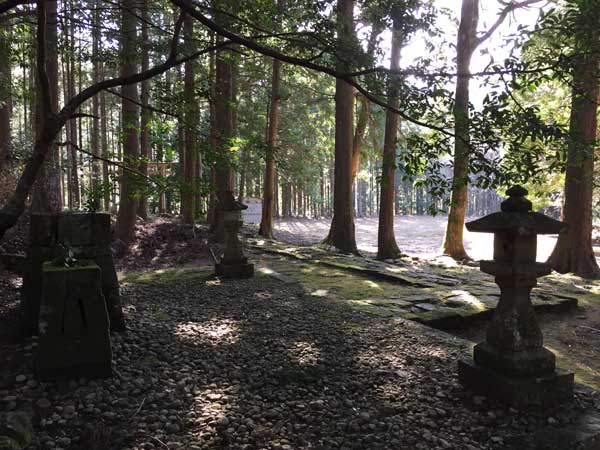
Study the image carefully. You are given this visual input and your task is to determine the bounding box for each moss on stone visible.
[120,266,213,285]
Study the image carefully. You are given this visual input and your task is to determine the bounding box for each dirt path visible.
[272,216,560,261]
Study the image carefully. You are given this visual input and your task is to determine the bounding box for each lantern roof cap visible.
[465,186,566,234]
[216,191,248,211]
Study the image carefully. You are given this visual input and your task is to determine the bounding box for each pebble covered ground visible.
[1,269,599,450]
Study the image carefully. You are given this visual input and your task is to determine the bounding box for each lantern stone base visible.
[458,359,573,407]
[215,262,254,278]
[473,342,556,376]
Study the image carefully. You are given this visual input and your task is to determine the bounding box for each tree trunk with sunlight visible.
[377,20,402,261]
[259,57,281,239]
[548,5,600,279]
[442,0,477,261]
[181,13,198,224]
[31,0,61,214]
[114,0,140,244]
[323,0,358,254]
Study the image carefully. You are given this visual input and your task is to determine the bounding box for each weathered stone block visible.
[458,359,573,408]
[36,261,112,381]
[22,212,125,336]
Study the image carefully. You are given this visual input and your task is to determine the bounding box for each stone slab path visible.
[246,237,588,329]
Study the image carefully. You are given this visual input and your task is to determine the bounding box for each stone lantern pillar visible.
[458,186,573,407]
[214,191,254,278]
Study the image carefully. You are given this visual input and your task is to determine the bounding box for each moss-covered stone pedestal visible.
[458,186,573,407]
[21,212,125,336]
[36,261,112,381]
[214,192,254,279]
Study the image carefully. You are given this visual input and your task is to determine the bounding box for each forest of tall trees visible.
[0,0,598,277]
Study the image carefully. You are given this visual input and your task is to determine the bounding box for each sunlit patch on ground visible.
[175,320,240,344]
[288,341,321,365]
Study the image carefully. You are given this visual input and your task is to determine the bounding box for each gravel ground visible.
[1,272,598,450]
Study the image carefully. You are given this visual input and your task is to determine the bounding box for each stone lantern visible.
[458,186,573,407]
[214,191,254,278]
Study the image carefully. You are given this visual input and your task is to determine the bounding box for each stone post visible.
[21,212,125,336]
[36,261,112,381]
[458,186,573,407]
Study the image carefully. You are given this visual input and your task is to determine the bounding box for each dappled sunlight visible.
[175,320,240,345]
[443,289,487,311]
[274,216,566,262]
[310,289,329,297]
[385,266,409,273]
[364,280,383,291]
[257,266,274,275]
[287,341,322,365]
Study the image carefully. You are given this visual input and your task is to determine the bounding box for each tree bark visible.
[0,23,11,175]
[442,0,478,260]
[114,0,140,244]
[181,12,197,224]
[66,0,80,210]
[377,22,402,260]
[137,0,150,219]
[100,76,110,211]
[350,27,378,183]
[323,0,357,254]
[31,0,61,214]
[548,22,600,278]
[259,57,281,238]
[211,5,235,238]
[91,2,101,210]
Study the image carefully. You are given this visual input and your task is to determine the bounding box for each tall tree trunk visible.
[377,21,402,260]
[350,28,378,183]
[91,0,101,210]
[211,8,235,238]
[181,12,197,224]
[31,0,61,214]
[442,0,478,260]
[351,94,369,181]
[67,0,80,209]
[323,0,357,254]
[137,0,150,219]
[114,0,140,244]
[100,77,110,211]
[0,24,11,175]
[548,16,600,278]
[259,57,281,238]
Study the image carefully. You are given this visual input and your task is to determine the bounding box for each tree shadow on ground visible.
[2,266,597,450]
[107,269,595,450]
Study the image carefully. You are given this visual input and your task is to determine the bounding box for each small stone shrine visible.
[214,191,254,278]
[458,186,573,407]
[36,260,112,381]
[21,212,125,336]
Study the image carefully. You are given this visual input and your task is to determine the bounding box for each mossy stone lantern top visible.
[466,185,566,276]
[216,191,247,223]
[458,186,573,407]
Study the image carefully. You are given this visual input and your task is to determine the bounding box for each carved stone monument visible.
[214,191,254,278]
[36,260,112,381]
[458,186,573,407]
[21,212,125,336]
